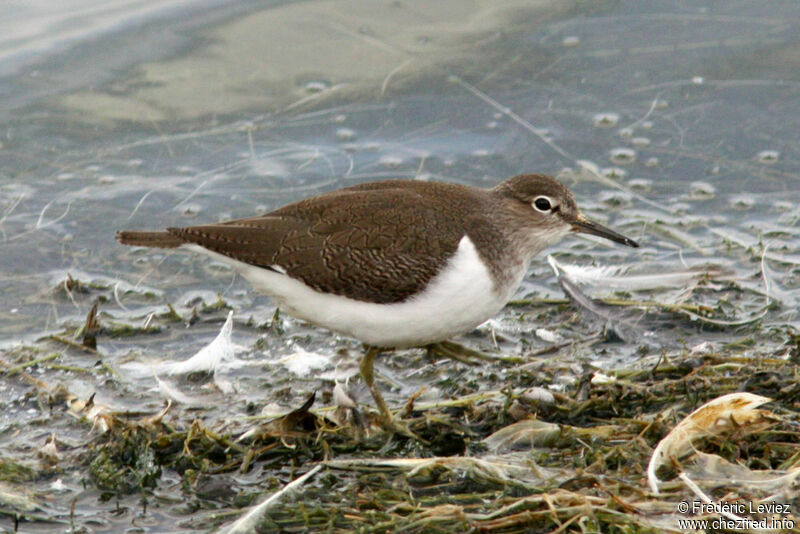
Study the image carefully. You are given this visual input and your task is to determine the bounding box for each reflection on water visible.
[1,0,799,530]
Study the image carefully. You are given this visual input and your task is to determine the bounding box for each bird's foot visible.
[374,411,427,443]
[359,346,427,442]
[428,341,523,365]
[366,384,427,442]
[428,340,492,365]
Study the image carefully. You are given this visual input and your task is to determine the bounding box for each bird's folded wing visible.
[167,189,469,303]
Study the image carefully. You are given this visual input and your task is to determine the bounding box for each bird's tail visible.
[116,230,183,248]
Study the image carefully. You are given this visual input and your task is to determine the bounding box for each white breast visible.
[185,235,527,348]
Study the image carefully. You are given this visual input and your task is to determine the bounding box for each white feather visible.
[185,236,523,348]
[167,310,236,375]
[279,347,331,377]
[547,255,730,291]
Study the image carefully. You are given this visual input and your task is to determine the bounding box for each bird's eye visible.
[533,196,553,212]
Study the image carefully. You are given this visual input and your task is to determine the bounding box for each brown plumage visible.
[117,174,637,305]
[118,174,640,428]
[116,230,183,248]
[120,181,483,303]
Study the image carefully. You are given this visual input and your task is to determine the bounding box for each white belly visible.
[185,236,526,348]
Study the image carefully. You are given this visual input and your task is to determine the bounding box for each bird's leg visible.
[359,346,394,428]
[358,347,428,442]
[428,340,496,365]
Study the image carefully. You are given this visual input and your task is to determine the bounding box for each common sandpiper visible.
[117,174,639,429]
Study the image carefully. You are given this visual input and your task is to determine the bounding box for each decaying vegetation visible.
[2,265,799,533]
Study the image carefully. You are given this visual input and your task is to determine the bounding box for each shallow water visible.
[1,0,799,531]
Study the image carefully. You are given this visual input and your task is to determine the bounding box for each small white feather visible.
[279,347,331,377]
[547,255,730,291]
[168,311,236,375]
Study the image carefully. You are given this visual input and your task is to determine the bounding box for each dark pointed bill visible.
[572,215,639,248]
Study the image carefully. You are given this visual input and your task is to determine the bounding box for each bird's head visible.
[493,174,639,248]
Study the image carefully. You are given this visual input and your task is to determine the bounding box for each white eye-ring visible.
[533,196,554,213]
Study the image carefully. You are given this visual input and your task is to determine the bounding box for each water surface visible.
[1,0,799,531]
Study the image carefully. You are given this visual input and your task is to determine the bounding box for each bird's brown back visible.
[163,181,489,303]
